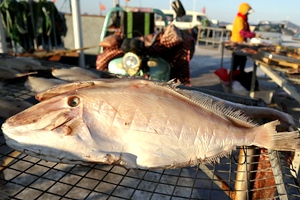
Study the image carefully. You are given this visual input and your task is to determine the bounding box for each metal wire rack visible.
[1,71,300,199]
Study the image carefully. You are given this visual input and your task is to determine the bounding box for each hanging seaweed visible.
[0,0,67,53]
[0,0,25,49]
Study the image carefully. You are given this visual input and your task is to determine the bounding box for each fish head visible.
[2,79,149,167]
[1,90,99,164]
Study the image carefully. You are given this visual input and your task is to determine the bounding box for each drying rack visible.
[0,62,300,199]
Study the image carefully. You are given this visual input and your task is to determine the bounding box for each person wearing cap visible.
[231,2,255,73]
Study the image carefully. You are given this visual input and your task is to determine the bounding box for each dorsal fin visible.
[157,81,257,128]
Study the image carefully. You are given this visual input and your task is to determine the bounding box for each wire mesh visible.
[1,75,300,200]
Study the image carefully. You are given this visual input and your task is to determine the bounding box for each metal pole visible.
[51,14,58,49]
[113,0,119,6]
[193,0,196,11]
[99,2,101,15]
[220,42,224,68]
[0,10,7,53]
[71,0,85,67]
[28,0,38,49]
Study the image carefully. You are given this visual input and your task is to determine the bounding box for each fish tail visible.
[253,120,300,151]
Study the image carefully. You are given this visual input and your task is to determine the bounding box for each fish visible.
[1,78,300,169]
[0,96,32,119]
[0,66,37,80]
[51,67,100,82]
[0,57,48,72]
[24,76,69,93]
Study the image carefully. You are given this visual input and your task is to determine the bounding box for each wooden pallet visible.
[262,57,300,69]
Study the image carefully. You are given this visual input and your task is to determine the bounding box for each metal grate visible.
[1,77,300,200]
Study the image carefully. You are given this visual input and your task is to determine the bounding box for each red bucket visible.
[214,68,229,82]
[214,68,241,82]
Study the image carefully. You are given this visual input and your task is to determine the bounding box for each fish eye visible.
[68,96,80,107]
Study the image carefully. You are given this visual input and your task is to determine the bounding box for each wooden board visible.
[262,57,300,69]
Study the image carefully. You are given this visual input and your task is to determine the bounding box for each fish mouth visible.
[3,108,72,133]
[2,94,78,134]
[2,116,83,164]
[44,112,74,131]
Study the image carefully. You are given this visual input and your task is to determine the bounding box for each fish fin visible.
[173,150,231,168]
[149,150,232,169]
[200,150,232,165]
[253,120,300,151]
[16,71,37,78]
[161,83,257,127]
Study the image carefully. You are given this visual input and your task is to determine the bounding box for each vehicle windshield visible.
[254,24,281,33]
[176,15,192,22]
[165,14,173,22]
[155,13,173,23]
[196,15,208,22]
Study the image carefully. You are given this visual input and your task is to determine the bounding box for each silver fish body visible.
[1,79,299,169]
[51,67,99,82]
[24,76,68,93]
[0,66,37,80]
[0,57,48,72]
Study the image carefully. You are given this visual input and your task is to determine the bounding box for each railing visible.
[197,26,231,51]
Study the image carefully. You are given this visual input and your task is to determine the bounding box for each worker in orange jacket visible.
[231,2,255,73]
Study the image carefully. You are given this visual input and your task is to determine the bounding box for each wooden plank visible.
[262,57,299,69]
[262,57,272,64]
[258,63,300,103]
[278,60,299,69]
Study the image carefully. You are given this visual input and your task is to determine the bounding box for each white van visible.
[155,10,217,30]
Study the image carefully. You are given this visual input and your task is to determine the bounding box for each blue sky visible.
[55,0,299,25]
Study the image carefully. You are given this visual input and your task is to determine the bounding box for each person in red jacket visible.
[231,2,256,73]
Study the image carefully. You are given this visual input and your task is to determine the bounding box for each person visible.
[200,18,211,37]
[231,2,256,73]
